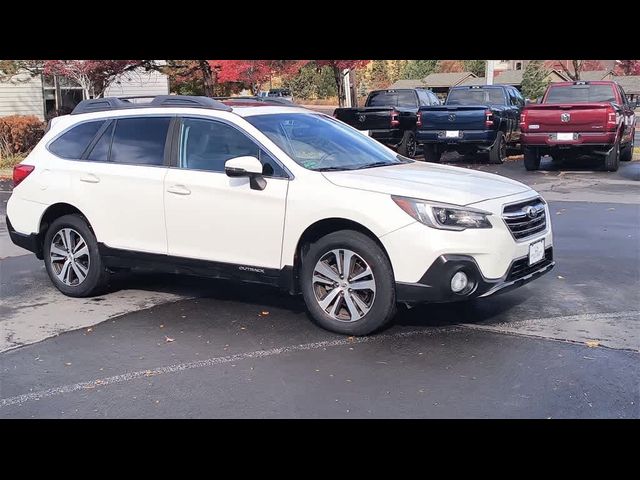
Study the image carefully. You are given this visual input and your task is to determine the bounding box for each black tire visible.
[397,130,417,158]
[604,140,620,172]
[620,130,634,162]
[489,131,507,164]
[300,230,396,336]
[43,214,109,297]
[523,147,541,171]
[423,144,442,163]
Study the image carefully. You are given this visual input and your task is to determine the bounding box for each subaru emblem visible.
[524,206,539,219]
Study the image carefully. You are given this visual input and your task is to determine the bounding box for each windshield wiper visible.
[351,161,393,170]
[315,166,350,172]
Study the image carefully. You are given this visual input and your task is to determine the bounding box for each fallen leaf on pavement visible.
[585,340,600,348]
[165,336,175,343]
[86,328,93,333]
[557,275,564,279]
[261,311,269,315]
[65,362,72,366]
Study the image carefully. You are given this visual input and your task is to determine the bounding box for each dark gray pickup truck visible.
[333,88,440,158]
[416,84,524,163]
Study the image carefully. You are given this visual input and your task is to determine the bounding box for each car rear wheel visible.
[620,131,634,162]
[301,230,396,336]
[397,130,417,158]
[604,140,620,172]
[43,214,109,297]
[523,147,541,171]
[489,131,506,164]
[423,145,442,163]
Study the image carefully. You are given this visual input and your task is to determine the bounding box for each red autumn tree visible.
[543,60,604,81]
[315,60,370,106]
[615,60,640,76]
[211,60,309,94]
[43,60,143,98]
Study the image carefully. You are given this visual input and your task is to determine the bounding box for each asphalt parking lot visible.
[0,152,638,418]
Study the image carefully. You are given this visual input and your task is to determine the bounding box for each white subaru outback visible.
[7,95,554,335]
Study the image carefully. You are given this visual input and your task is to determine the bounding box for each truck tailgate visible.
[524,103,610,132]
[419,105,488,130]
[334,107,393,130]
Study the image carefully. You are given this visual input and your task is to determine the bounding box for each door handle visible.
[167,184,191,195]
[80,173,100,183]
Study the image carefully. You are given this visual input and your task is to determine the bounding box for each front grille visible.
[506,247,553,282]
[502,197,547,240]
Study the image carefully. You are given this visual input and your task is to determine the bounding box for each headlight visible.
[392,196,492,231]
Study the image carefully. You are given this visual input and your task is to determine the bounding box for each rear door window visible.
[110,117,171,166]
[48,120,105,159]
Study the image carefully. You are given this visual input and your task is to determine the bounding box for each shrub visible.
[0,115,45,156]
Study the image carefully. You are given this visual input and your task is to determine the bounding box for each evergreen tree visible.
[463,60,486,77]
[521,60,550,100]
[400,60,438,79]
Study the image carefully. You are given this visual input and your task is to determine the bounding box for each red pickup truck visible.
[520,81,636,172]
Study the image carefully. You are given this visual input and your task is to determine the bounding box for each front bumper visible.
[417,129,498,146]
[396,248,554,303]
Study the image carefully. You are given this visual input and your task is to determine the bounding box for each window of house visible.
[110,117,171,166]
[48,121,105,159]
[179,118,286,177]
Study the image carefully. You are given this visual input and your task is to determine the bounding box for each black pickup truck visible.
[333,88,440,158]
[416,84,524,164]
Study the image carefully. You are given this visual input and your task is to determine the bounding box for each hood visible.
[322,161,531,206]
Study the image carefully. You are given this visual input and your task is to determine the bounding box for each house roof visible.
[615,75,640,94]
[493,70,524,85]
[422,72,476,87]
[389,79,428,89]
[579,70,614,81]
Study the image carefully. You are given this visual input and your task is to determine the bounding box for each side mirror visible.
[224,156,266,191]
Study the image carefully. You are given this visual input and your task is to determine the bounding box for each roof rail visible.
[214,96,295,105]
[71,95,233,115]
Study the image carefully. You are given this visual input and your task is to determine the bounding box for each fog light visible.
[450,271,468,293]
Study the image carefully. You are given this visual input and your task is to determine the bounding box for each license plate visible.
[358,129,370,137]
[445,130,459,138]
[529,239,545,266]
[556,132,573,141]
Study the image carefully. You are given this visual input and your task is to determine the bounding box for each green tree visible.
[463,60,486,77]
[400,60,437,79]
[521,60,550,100]
[283,63,337,100]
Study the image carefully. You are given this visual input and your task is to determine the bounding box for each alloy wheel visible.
[312,249,376,322]
[49,228,90,286]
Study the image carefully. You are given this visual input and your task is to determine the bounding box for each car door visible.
[163,115,290,270]
[506,87,523,143]
[617,84,636,144]
[69,115,172,254]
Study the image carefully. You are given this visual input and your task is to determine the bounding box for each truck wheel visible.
[489,132,507,164]
[423,145,442,163]
[300,230,396,336]
[43,214,109,297]
[523,147,541,171]
[397,131,417,158]
[604,140,620,172]
[620,131,634,162]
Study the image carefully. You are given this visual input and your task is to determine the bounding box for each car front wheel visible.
[43,214,109,297]
[301,230,396,336]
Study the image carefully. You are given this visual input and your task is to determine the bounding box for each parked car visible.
[333,88,440,158]
[520,80,636,172]
[7,95,554,336]
[417,84,525,164]
[258,88,293,102]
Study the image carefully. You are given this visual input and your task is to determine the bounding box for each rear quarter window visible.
[48,120,105,159]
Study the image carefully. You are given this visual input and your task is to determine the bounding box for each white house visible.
[0,65,169,120]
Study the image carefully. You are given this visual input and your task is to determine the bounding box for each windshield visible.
[245,113,410,171]
[447,88,505,105]
[544,84,616,103]
[367,91,417,108]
